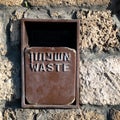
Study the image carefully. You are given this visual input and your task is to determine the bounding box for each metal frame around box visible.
[21,19,80,108]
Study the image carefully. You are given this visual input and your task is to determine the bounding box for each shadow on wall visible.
[108,0,120,41]
[110,0,120,14]
[109,0,120,29]
[5,19,21,108]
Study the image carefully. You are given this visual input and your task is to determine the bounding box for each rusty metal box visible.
[21,19,79,108]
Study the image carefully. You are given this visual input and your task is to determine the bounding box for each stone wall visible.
[0,0,120,120]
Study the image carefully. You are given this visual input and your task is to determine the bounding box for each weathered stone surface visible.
[77,10,120,52]
[0,0,23,6]
[23,7,76,26]
[24,8,50,19]
[0,111,3,120]
[110,109,120,120]
[12,8,27,20]
[36,108,105,120]
[77,10,120,105]
[3,107,106,120]
[0,9,21,101]
[36,110,76,120]
[80,53,120,105]
[0,12,14,101]
[27,0,110,6]
[0,6,120,120]
[49,8,74,19]
[3,109,39,120]
[10,8,27,46]
[27,0,77,6]
[78,0,109,5]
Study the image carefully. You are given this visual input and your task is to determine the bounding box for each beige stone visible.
[80,54,120,105]
[77,10,120,52]
[0,111,3,120]
[77,0,110,5]
[110,109,120,120]
[27,0,110,6]
[79,109,105,120]
[27,0,77,6]
[36,108,105,120]
[78,9,120,105]
[0,58,13,101]
[0,0,23,6]
[3,109,37,120]
[3,108,105,120]
[0,18,14,101]
[3,109,16,120]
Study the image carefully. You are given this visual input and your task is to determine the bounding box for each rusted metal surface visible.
[25,47,76,105]
[21,19,80,108]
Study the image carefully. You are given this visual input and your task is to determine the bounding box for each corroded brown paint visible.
[25,47,76,105]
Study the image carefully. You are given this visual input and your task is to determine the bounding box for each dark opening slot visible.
[25,22,77,49]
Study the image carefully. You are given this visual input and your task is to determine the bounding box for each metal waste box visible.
[21,19,79,108]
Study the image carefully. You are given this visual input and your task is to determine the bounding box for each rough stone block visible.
[3,107,106,120]
[27,0,110,6]
[23,8,50,19]
[77,10,120,52]
[110,109,120,120]
[77,0,110,5]
[27,0,77,6]
[80,54,120,105]
[77,10,120,105]
[0,12,14,102]
[0,0,23,6]
[3,109,37,120]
